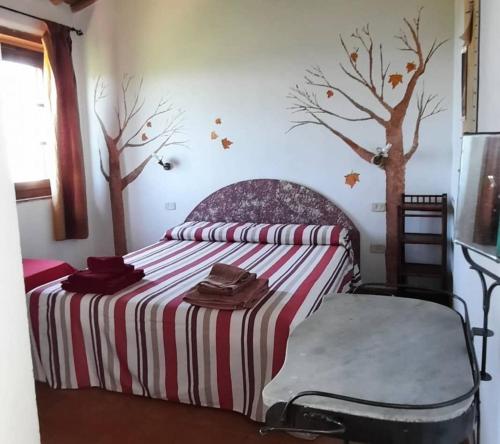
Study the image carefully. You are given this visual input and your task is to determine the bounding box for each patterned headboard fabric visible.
[185,179,360,264]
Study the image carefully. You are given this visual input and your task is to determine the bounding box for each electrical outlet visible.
[165,202,176,211]
[370,244,386,254]
[371,202,386,212]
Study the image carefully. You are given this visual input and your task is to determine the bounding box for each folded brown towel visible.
[61,269,145,295]
[87,256,134,274]
[197,263,256,296]
[184,278,269,310]
[198,272,256,295]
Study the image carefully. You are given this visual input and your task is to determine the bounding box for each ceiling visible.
[50,0,98,12]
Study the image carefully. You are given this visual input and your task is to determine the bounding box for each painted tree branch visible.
[379,44,390,100]
[405,90,446,163]
[121,135,185,189]
[94,76,112,142]
[304,66,389,126]
[339,26,393,113]
[290,111,376,163]
[394,10,447,115]
[120,98,175,151]
[98,148,110,182]
[288,87,373,122]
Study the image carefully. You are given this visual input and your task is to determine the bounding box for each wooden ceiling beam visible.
[70,0,98,12]
[49,0,98,12]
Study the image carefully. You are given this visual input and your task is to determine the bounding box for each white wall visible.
[0,0,114,268]
[79,0,455,282]
[452,1,500,443]
[0,73,40,444]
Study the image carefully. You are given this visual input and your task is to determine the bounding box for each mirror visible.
[455,133,500,259]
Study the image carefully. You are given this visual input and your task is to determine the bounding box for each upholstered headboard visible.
[186,179,360,263]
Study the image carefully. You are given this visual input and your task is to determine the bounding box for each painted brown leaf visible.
[350,51,359,63]
[221,137,233,149]
[326,90,334,98]
[146,121,152,128]
[406,62,417,73]
[344,171,360,188]
[210,131,218,140]
[141,133,148,141]
[388,73,403,89]
[215,118,222,125]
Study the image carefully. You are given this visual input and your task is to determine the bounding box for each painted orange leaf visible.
[210,131,218,140]
[326,90,334,98]
[141,133,148,141]
[388,73,403,89]
[221,137,233,149]
[215,118,222,125]
[146,121,152,128]
[344,171,360,188]
[406,62,417,73]
[350,51,359,63]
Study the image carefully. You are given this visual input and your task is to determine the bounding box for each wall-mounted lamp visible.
[371,143,392,169]
[153,153,172,171]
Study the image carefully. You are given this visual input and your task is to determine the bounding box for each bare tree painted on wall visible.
[94,75,184,255]
[289,9,446,283]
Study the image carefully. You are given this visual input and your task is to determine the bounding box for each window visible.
[0,29,52,201]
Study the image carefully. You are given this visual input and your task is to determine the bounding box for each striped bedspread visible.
[27,222,360,421]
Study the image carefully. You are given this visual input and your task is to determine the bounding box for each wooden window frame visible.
[1,27,51,202]
[15,179,51,201]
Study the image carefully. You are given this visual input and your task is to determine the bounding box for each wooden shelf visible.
[402,203,444,212]
[402,233,443,245]
[398,194,448,290]
[400,263,444,277]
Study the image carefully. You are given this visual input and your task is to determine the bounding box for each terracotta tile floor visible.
[36,383,340,444]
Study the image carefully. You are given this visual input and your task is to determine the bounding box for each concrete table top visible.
[263,294,475,423]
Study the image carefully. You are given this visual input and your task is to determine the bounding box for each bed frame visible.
[186,179,360,264]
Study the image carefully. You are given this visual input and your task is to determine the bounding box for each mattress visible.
[27,222,360,421]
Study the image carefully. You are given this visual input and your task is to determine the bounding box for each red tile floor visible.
[36,383,340,444]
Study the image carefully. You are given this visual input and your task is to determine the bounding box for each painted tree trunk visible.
[107,144,128,256]
[384,128,406,284]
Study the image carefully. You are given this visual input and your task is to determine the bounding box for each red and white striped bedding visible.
[27,222,360,421]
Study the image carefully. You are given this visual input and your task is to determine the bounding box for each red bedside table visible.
[22,259,75,292]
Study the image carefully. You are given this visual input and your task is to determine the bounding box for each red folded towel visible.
[184,278,269,310]
[87,256,134,274]
[67,270,134,286]
[61,269,145,295]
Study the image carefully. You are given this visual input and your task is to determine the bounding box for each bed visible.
[27,179,360,421]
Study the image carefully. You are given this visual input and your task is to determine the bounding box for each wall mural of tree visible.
[94,75,185,255]
[288,9,447,283]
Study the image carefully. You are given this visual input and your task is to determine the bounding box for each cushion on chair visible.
[23,259,76,292]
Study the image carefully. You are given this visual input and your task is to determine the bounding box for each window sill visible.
[15,179,51,201]
[16,195,52,204]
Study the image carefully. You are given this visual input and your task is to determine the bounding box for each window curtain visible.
[42,21,88,240]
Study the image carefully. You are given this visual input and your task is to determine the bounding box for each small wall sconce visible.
[371,143,392,169]
[153,153,172,171]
